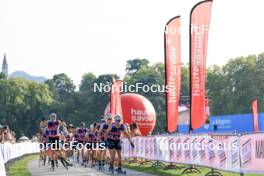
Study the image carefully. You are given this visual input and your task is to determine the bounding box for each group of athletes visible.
[38,112,139,173]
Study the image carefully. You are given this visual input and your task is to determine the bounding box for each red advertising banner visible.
[252,99,259,133]
[110,79,123,117]
[110,82,116,116]
[190,0,213,130]
[115,80,123,117]
[164,16,181,133]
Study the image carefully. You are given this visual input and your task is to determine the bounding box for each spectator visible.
[39,117,47,133]
[10,130,16,143]
[0,125,15,143]
[130,123,142,137]
[121,123,131,138]
[0,125,3,142]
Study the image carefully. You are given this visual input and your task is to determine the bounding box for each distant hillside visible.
[9,71,47,83]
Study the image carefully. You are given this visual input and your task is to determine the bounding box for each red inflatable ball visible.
[105,93,156,136]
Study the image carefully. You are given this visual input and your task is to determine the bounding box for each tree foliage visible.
[0,78,53,136]
[1,53,264,136]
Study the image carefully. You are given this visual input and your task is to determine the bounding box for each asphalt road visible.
[28,158,154,176]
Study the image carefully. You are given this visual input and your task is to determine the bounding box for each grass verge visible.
[123,161,264,176]
[6,154,37,176]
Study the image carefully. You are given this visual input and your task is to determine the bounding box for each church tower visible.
[1,53,8,77]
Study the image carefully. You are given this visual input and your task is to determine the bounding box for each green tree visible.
[44,73,76,121]
[126,58,150,75]
[79,73,96,92]
[72,73,119,126]
[0,72,6,79]
[0,78,53,136]
[45,73,76,102]
[206,54,264,115]
[180,64,190,105]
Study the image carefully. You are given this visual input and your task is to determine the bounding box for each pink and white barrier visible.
[122,133,264,174]
[0,142,39,176]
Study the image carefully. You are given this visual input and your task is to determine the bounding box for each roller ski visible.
[98,164,105,171]
[50,160,55,172]
[59,157,69,170]
[114,167,127,175]
[42,157,46,166]
[98,162,105,171]
[55,160,59,168]
[84,160,88,168]
[90,162,96,168]
[98,161,105,171]
[65,159,73,167]
[108,165,114,174]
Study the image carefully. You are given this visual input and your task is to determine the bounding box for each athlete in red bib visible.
[97,115,112,169]
[44,113,60,170]
[74,122,88,163]
[106,115,134,173]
